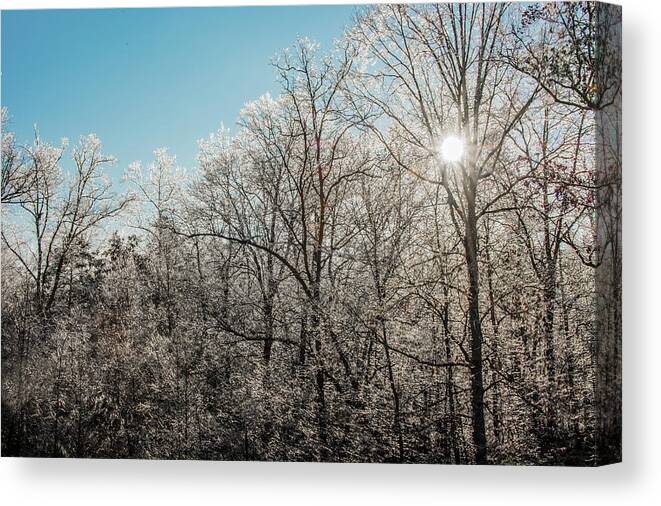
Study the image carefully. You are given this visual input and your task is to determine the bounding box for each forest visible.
[1,2,621,465]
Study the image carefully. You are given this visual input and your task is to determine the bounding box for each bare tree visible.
[347,3,537,464]
[511,1,622,464]
[2,108,34,205]
[2,133,131,315]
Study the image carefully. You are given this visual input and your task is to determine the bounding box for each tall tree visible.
[347,3,537,464]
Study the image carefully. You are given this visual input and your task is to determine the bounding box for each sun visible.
[440,136,465,163]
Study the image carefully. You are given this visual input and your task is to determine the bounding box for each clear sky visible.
[1,5,357,174]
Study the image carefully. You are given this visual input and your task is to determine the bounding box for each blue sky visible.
[1,5,357,174]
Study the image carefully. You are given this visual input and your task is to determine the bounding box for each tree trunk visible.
[380,320,404,462]
[464,180,487,465]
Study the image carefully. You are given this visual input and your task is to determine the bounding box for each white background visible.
[0,0,659,504]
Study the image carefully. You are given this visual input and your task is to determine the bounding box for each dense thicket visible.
[1,3,621,464]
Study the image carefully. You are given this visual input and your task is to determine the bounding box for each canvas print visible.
[1,2,621,465]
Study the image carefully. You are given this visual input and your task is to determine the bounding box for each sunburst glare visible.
[440,136,465,163]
